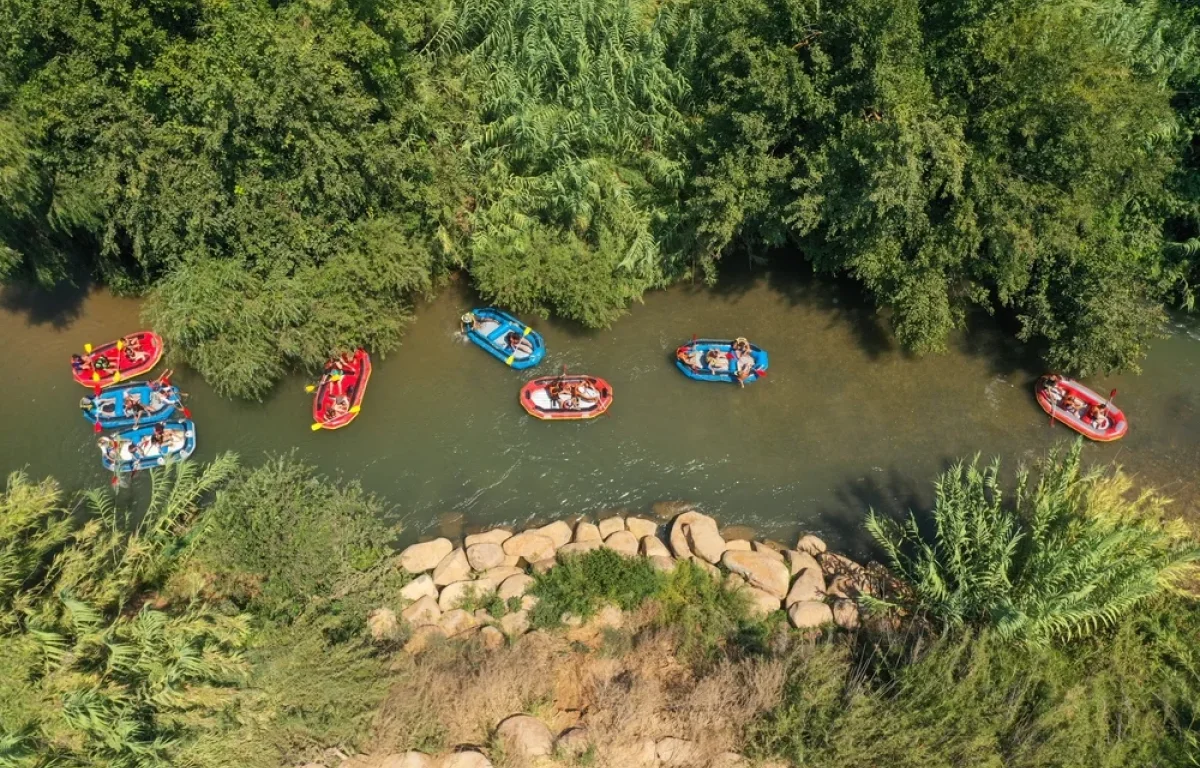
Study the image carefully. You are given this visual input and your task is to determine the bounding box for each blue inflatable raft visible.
[98,420,196,473]
[461,308,546,369]
[80,381,181,429]
[675,339,769,384]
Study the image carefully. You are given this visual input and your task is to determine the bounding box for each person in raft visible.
[122,335,150,366]
[326,394,351,420]
[71,353,90,374]
[1062,394,1086,418]
[98,436,120,465]
[676,345,703,371]
[705,348,730,373]
[91,353,112,373]
[731,337,756,387]
[1039,374,1066,404]
[1088,402,1111,430]
[80,395,117,416]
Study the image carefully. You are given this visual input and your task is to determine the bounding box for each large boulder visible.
[531,557,556,574]
[402,624,446,654]
[479,625,505,650]
[497,574,535,601]
[536,521,573,548]
[668,510,719,559]
[722,551,790,599]
[785,567,826,606]
[640,536,671,558]
[464,528,513,548]
[686,519,727,564]
[439,609,480,637]
[439,752,493,768]
[465,543,505,572]
[503,532,556,563]
[741,586,783,618]
[832,599,861,629]
[724,539,752,551]
[574,521,602,543]
[603,530,639,556]
[481,566,525,583]
[796,534,827,556]
[690,557,721,579]
[432,548,471,587]
[500,610,530,637]
[751,541,785,562]
[400,574,438,602]
[648,555,676,572]
[556,727,591,757]
[438,579,497,612]
[367,608,399,642]
[397,538,453,574]
[558,540,603,558]
[495,714,554,758]
[788,600,834,629]
[598,516,626,538]
[784,550,820,578]
[401,596,441,626]
[625,517,658,538]
[656,737,701,766]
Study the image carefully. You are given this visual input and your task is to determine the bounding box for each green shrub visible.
[866,440,1200,644]
[529,549,664,627]
[654,559,752,663]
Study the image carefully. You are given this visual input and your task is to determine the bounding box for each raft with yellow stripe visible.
[461,308,545,369]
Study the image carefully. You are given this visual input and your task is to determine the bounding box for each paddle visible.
[505,326,534,366]
[112,339,124,384]
[311,405,360,430]
[304,374,342,393]
[1106,388,1118,407]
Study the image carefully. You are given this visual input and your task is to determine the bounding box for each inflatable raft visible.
[675,339,768,384]
[462,308,545,369]
[521,374,613,420]
[1035,376,1128,442]
[312,349,372,430]
[71,331,163,388]
[98,420,196,473]
[80,381,182,429]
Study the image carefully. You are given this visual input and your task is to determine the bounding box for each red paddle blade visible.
[1109,389,1117,400]
[93,421,102,433]
[181,406,192,419]
[93,385,102,396]
[754,369,768,378]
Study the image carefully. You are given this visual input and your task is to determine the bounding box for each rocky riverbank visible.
[338,507,889,768]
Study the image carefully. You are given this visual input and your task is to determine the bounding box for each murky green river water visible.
[2,270,1197,554]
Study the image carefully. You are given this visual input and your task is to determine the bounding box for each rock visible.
[603,530,639,556]
[724,573,747,591]
[465,543,505,572]
[796,534,827,556]
[479,625,505,650]
[474,608,493,623]
[742,586,783,618]
[668,510,719,560]
[625,517,658,538]
[500,610,530,637]
[598,516,626,538]
[400,574,438,602]
[784,550,820,577]
[788,600,834,629]
[367,608,399,642]
[656,737,701,766]
[438,579,497,612]
[722,551,790,599]
[503,532,556,563]
[557,540,603,557]
[556,727,590,757]
[640,536,671,558]
[648,555,677,572]
[380,753,433,768]
[686,518,727,564]
[401,595,441,626]
[439,609,480,637]
[521,593,538,611]
[593,604,624,630]
[481,566,525,583]
[432,548,471,587]
[439,752,493,768]
[785,566,826,606]
[403,624,446,654]
[531,557,557,574]
[574,521,602,543]
[502,554,522,568]
[724,539,752,551]
[495,714,554,758]
[398,538,453,574]
[652,500,696,520]
[464,528,513,548]
[819,551,866,577]
[497,574,535,601]
[751,542,785,562]
[826,574,862,599]
[691,557,721,580]
[832,599,860,629]
[536,521,573,548]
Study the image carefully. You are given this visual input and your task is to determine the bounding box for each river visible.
[2,269,1198,555]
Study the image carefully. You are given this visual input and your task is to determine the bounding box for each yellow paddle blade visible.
[349,405,361,414]
[112,372,121,383]
[84,343,93,354]
[505,355,515,365]
[522,326,532,336]
[116,340,125,351]
[330,374,343,382]
[304,385,316,393]
[92,372,100,382]
[311,422,325,431]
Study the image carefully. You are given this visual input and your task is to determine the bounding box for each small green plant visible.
[529,549,664,627]
[654,559,751,663]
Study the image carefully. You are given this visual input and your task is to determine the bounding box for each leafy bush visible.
[866,440,1200,644]
[654,558,752,663]
[529,548,664,627]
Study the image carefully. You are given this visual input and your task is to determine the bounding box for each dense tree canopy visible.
[1,0,1197,396]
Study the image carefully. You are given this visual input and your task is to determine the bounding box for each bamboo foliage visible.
[866,440,1200,645]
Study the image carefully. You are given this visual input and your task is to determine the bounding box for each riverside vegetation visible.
[3,0,1200,398]
[1,440,1198,767]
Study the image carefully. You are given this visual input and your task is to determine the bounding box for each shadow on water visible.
[0,274,94,329]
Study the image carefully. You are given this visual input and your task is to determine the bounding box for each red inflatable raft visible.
[1035,376,1128,442]
[312,349,372,430]
[521,374,613,420]
[71,331,163,388]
